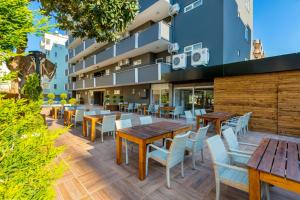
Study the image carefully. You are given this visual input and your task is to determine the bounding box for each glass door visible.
[174,88,193,111]
[194,88,214,112]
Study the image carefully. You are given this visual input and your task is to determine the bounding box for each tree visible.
[38,0,139,42]
[21,73,42,101]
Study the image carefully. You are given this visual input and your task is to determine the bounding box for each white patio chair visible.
[152,105,160,117]
[170,106,182,119]
[144,104,154,115]
[125,103,134,112]
[115,119,132,164]
[194,109,202,116]
[222,115,244,135]
[133,103,141,112]
[184,110,195,125]
[100,110,110,114]
[120,113,133,120]
[200,109,206,115]
[185,125,209,169]
[206,135,269,200]
[222,128,258,155]
[139,116,153,125]
[73,109,84,127]
[96,115,116,142]
[93,108,102,115]
[146,131,191,188]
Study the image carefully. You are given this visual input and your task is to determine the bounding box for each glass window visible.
[54,84,57,89]
[55,52,57,57]
[155,58,164,64]
[152,90,160,105]
[161,89,169,105]
[184,4,193,13]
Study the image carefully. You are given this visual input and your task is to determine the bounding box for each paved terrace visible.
[49,113,300,200]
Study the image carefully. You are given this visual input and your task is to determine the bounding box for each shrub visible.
[21,73,42,101]
[47,93,55,100]
[119,95,124,103]
[68,98,77,105]
[0,96,66,199]
[60,93,67,100]
[48,99,54,105]
[60,99,67,105]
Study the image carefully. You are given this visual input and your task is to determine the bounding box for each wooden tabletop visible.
[197,112,233,120]
[159,106,175,111]
[118,121,190,140]
[247,138,300,183]
[84,112,121,120]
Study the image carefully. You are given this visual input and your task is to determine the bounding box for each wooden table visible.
[158,106,175,118]
[196,112,234,134]
[247,138,300,200]
[64,109,76,126]
[51,106,62,119]
[116,121,192,181]
[83,112,121,142]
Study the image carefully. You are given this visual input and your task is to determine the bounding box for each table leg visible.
[196,116,200,130]
[67,112,72,126]
[249,168,261,200]
[215,119,221,134]
[116,133,123,165]
[91,120,96,142]
[83,118,87,137]
[138,141,147,181]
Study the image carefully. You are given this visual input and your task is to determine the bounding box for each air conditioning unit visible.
[172,53,187,70]
[168,43,179,53]
[169,3,180,16]
[191,48,210,66]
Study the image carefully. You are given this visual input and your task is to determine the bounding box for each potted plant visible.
[104,95,110,105]
[112,95,117,104]
[68,98,77,106]
[119,95,124,103]
[60,92,68,105]
[47,93,55,105]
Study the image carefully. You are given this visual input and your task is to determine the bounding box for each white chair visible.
[152,105,160,117]
[125,103,134,112]
[93,109,102,115]
[185,125,209,169]
[145,104,154,115]
[115,119,132,164]
[200,109,206,115]
[139,116,153,125]
[96,115,116,142]
[194,109,202,116]
[222,115,244,135]
[100,110,110,114]
[184,110,195,125]
[206,135,269,200]
[134,103,141,112]
[170,106,182,119]
[146,132,191,188]
[120,113,132,120]
[222,128,258,155]
[73,109,84,127]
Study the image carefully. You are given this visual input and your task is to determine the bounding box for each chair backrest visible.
[235,116,244,133]
[115,119,132,130]
[93,109,102,115]
[167,132,191,168]
[223,128,240,151]
[102,115,116,132]
[206,135,230,165]
[139,116,152,125]
[184,110,193,119]
[200,109,206,115]
[245,112,252,126]
[84,111,96,116]
[120,113,132,120]
[174,106,182,115]
[100,110,110,114]
[192,125,210,151]
[134,103,141,109]
[75,110,84,121]
[194,109,201,116]
[154,105,159,111]
[127,103,134,109]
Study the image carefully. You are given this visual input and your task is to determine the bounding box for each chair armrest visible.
[214,162,248,173]
[228,152,251,158]
[229,148,253,155]
[187,138,197,143]
[163,138,173,148]
[239,142,259,147]
[147,144,169,155]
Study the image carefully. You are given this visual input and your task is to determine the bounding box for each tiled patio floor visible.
[48,114,300,200]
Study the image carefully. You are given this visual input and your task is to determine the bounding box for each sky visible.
[27,0,300,57]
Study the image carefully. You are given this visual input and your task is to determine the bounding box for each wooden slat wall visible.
[214,70,300,135]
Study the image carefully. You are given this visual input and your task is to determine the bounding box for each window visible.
[184,0,203,13]
[133,59,142,66]
[94,70,105,77]
[64,84,68,90]
[244,26,249,41]
[155,58,164,64]
[54,84,57,89]
[184,42,202,55]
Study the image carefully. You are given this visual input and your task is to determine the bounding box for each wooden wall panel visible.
[214,70,300,135]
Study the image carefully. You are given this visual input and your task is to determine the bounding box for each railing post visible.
[113,73,116,85]
[83,80,85,89]
[113,45,116,57]
[72,65,75,74]
[83,40,86,50]
[135,33,139,48]
[73,82,75,90]
[94,77,96,87]
[135,68,139,83]
[158,22,161,40]
[83,60,86,69]
[158,63,162,81]
[94,55,96,65]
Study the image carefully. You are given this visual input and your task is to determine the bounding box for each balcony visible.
[67,35,82,49]
[75,61,84,72]
[68,82,75,90]
[68,22,170,76]
[85,38,96,49]
[70,63,171,90]
[75,43,84,55]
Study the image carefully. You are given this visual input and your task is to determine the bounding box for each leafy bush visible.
[21,73,42,101]
[0,96,66,199]
[119,95,124,103]
[60,93,67,100]
[47,93,55,100]
[48,99,54,105]
[68,98,77,105]
[60,99,67,105]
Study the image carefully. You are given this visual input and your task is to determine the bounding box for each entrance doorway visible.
[94,91,104,106]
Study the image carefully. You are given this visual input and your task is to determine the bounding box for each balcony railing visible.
[85,38,96,49]
[75,61,84,72]
[70,63,171,90]
[116,36,137,56]
[96,46,115,63]
[85,55,95,68]
[75,43,84,55]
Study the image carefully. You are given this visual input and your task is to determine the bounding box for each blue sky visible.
[27,0,300,57]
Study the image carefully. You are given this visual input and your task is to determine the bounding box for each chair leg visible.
[216,179,220,200]
[166,167,171,189]
[201,149,204,162]
[181,161,184,178]
[101,132,104,143]
[113,131,115,140]
[192,152,196,170]
[125,139,129,164]
[146,157,149,176]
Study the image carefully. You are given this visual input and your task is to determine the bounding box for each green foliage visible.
[0,0,50,62]
[119,95,124,103]
[60,93,67,100]
[68,98,77,105]
[47,93,55,100]
[112,95,117,104]
[21,73,42,101]
[0,96,66,199]
[60,99,67,105]
[48,99,54,105]
[104,95,110,104]
[39,0,139,42]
